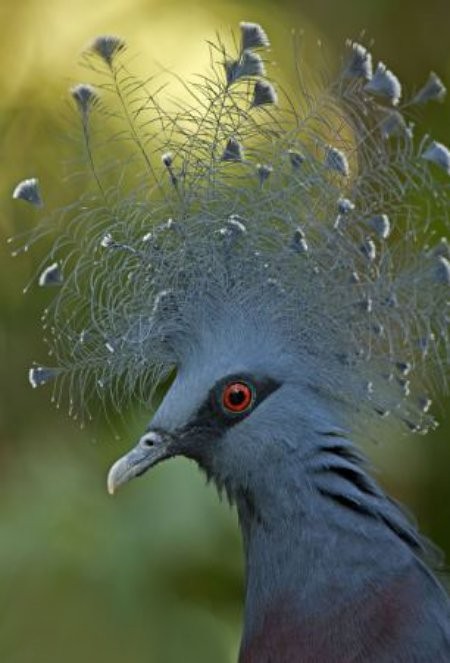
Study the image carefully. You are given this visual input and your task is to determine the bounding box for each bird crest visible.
[11,22,450,437]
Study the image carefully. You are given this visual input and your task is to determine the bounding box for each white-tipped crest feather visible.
[12,22,450,437]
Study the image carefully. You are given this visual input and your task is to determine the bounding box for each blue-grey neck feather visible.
[235,427,450,660]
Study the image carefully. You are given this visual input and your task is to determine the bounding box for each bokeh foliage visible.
[1,0,450,661]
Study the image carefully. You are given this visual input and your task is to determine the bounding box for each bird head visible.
[106,296,330,502]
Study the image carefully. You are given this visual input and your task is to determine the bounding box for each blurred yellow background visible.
[1,0,450,661]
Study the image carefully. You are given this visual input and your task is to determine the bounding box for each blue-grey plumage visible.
[13,20,450,661]
[107,304,450,660]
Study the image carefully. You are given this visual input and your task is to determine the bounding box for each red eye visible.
[222,381,254,414]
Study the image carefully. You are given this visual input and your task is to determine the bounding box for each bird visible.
[13,20,450,662]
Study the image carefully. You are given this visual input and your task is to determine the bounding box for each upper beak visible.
[107,430,173,495]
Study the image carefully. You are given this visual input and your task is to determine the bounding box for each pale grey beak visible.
[107,430,173,495]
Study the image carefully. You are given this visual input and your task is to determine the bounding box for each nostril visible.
[140,431,162,447]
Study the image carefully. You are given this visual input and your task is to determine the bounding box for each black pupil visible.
[229,387,246,405]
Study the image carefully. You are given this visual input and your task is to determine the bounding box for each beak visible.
[107,430,173,495]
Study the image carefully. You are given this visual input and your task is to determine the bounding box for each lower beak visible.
[107,430,173,495]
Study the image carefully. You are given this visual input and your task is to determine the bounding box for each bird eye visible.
[222,381,255,414]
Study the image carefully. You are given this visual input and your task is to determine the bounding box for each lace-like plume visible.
[12,22,449,433]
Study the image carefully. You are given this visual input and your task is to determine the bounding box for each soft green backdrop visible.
[1,1,450,662]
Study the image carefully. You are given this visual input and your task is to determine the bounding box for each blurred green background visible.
[1,0,450,661]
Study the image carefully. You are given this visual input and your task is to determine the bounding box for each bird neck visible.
[235,432,437,661]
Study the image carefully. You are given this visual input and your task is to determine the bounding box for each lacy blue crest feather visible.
[14,22,450,433]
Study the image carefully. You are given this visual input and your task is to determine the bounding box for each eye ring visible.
[222,381,255,414]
